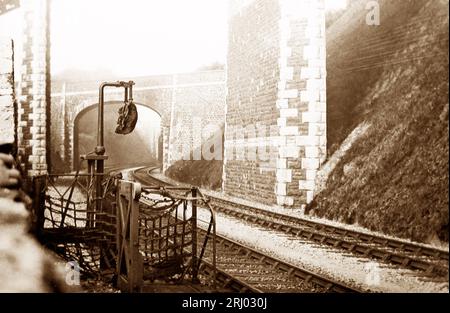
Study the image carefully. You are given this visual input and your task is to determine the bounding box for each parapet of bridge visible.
[223,0,327,208]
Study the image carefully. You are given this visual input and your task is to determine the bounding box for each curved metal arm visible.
[96,81,135,155]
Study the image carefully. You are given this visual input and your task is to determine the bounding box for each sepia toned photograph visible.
[0,0,448,301]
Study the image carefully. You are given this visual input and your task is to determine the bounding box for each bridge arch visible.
[50,71,226,173]
[72,101,162,171]
[71,98,163,121]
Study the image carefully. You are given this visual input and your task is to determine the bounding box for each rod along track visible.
[133,167,448,282]
[132,167,361,292]
[207,196,448,278]
[197,229,361,293]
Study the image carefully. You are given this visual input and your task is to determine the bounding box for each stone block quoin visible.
[223,0,326,208]
[17,0,51,177]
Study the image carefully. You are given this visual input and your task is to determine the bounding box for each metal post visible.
[191,187,199,283]
[89,80,136,273]
[87,159,94,228]
[94,81,133,257]
[96,158,104,217]
[97,157,106,270]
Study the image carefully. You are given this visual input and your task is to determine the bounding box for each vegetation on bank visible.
[165,125,224,190]
[165,159,223,190]
[308,1,449,244]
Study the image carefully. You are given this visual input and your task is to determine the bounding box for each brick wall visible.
[0,36,67,293]
[224,0,281,205]
[0,38,15,147]
[167,71,226,169]
[223,0,326,207]
[17,0,50,177]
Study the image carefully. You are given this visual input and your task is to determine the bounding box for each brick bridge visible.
[50,71,226,172]
[2,0,328,208]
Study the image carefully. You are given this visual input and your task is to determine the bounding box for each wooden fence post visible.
[116,180,143,292]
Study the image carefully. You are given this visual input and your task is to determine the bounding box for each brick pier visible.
[223,0,326,208]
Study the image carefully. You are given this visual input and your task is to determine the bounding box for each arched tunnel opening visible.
[73,101,161,171]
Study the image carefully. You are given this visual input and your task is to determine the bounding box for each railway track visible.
[197,229,360,293]
[207,197,449,278]
[132,166,448,286]
[132,167,360,293]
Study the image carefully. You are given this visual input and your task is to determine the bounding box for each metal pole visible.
[191,187,199,283]
[87,159,94,228]
[96,81,134,156]
[94,81,135,224]
[96,83,107,156]
[95,81,133,269]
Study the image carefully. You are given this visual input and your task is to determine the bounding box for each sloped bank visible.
[307,0,449,244]
[165,159,223,190]
[165,126,224,190]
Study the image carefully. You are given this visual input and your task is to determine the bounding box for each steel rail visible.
[131,167,361,293]
[207,197,449,277]
[210,197,449,260]
[196,229,361,293]
[135,167,449,278]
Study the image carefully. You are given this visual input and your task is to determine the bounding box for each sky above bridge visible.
[0,0,347,79]
[51,0,229,78]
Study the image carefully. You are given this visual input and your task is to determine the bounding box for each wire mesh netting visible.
[33,173,117,277]
[32,175,216,289]
[137,188,195,282]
